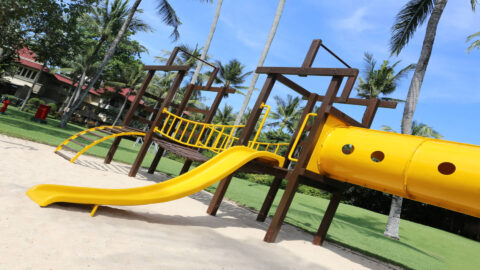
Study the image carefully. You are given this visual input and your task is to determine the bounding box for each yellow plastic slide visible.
[27,146,284,207]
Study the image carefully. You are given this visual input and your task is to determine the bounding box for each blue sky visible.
[132,0,480,145]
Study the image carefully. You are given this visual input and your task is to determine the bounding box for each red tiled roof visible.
[53,73,73,85]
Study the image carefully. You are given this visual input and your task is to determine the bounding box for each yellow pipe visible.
[307,115,480,218]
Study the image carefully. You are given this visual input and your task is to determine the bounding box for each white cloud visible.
[335,7,374,32]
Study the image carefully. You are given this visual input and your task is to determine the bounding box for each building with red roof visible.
[0,48,143,124]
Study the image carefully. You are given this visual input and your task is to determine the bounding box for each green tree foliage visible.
[0,0,95,74]
[356,52,415,100]
[267,95,304,134]
[214,59,252,91]
[213,104,235,125]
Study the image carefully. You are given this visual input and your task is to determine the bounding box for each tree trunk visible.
[59,0,143,128]
[59,84,76,113]
[384,0,448,240]
[232,0,285,126]
[20,63,45,111]
[113,91,130,126]
[190,0,223,84]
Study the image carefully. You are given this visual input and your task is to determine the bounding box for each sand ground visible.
[0,135,401,270]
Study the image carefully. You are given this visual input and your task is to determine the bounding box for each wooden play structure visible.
[32,39,480,247]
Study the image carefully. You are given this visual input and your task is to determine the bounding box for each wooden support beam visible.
[104,70,155,164]
[207,74,277,216]
[302,39,322,68]
[264,75,343,243]
[142,65,190,72]
[338,75,357,101]
[129,70,186,177]
[257,93,318,222]
[276,74,311,97]
[256,67,359,77]
[303,95,396,109]
[191,84,236,94]
[313,190,342,245]
[329,106,362,127]
[362,98,381,128]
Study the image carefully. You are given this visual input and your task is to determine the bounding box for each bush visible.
[47,102,58,113]
[26,97,45,112]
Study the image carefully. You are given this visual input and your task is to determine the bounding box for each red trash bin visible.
[33,104,51,123]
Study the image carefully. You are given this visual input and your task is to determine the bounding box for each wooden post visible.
[313,190,342,245]
[104,70,155,164]
[147,84,195,174]
[206,75,277,216]
[256,93,318,222]
[128,70,186,177]
[264,75,343,243]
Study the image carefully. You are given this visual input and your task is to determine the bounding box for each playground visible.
[1,135,398,269]
[0,40,479,269]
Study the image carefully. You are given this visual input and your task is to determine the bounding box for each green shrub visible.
[47,102,57,113]
[26,97,45,112]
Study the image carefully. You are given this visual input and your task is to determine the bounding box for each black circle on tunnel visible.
[342,144,354,155]
[438,162,456,175]
[371,151,385,162]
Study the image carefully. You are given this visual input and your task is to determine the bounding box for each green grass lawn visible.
[1,107,479,269]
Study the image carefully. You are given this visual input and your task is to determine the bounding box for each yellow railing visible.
[288,112,317,162]
[154,104,288,155]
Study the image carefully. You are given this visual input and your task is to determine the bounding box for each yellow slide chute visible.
[27,146,284,207]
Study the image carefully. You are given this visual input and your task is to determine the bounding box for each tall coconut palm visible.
[386,0,478,239]
[214,59,252,91]
[356,52,415,100]
[67,0,150,110]
[190,0,223,85]
[267,95,303,134]
[59,0,212,128]
[466,31,480,52]
[233,0,285,126]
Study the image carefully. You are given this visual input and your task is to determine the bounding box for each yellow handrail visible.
[251,103,270,146]
[288,113,317,162]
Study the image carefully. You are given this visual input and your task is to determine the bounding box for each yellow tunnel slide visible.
[306,115,480,218]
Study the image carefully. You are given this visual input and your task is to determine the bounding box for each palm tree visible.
[213,103,235,125]
[190,0,223,85]
[59,0,212,128]
[214,59,252,91]
[382,122,442,139]
[356,52,415,100]
[104,63,146,125]
[267,95,303,134]
[67,0,150,110]
[232,0,286,127]
[56,46,100,113]
[466,31,480,52]
[386,0,478,239]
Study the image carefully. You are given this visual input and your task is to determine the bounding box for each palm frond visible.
[471,0,479,11]
[390,0,435,56]
[466,31,480,52]
[157,0,182,41]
